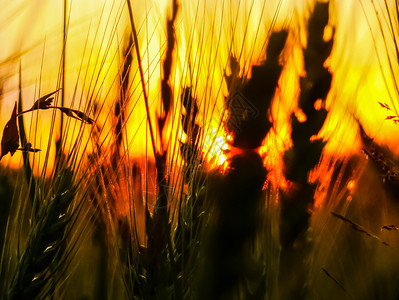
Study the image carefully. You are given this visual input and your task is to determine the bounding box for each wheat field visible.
[1,0,399,299]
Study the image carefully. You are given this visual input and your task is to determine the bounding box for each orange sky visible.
[0,0,398,175]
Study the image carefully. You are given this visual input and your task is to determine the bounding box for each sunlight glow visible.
[0,0,398,207]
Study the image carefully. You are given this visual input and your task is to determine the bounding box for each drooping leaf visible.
[57,107,74,118]
[1,103,20,159]
[30,89,60,110]
[71,109,95,124]
[56,107,94,124]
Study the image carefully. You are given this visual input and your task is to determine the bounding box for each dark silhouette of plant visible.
[122,1,180,298]
[112,36,133,170]
[7,169,77,300]
[358,122,399,200]
[1,104,19,159]
[199,29,288,299]
[0,89,94,161]
[279,2,333,299]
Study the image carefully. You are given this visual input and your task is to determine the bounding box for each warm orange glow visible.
[314,99,323,111]
[295,110,307,123]
[202,128,229,169]
[347,179,355,192]
[0,0,398,210]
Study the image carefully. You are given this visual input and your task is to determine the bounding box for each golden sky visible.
[0,0,397,174]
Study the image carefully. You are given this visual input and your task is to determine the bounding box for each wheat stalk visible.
[7,169,77,300]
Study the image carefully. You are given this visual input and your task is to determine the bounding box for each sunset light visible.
[1,0,399,299]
